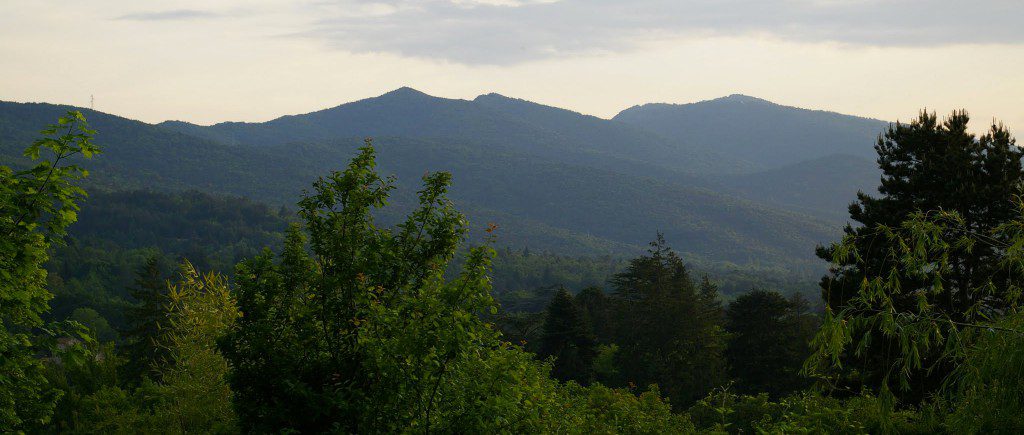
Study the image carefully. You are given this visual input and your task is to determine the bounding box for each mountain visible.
[157,87,750,176]
[710,154,880,221]
[0,95,846,269]
[614,94,887,170]
[0,102,324,201]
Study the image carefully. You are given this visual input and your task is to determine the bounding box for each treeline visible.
[44,190,291,335]
[4,109,1024,433]
[497,235,817,408]
[42,189,815,336]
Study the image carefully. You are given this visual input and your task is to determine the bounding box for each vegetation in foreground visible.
[2,109,1023,433]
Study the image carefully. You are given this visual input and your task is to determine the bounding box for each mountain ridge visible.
[0,89,890,270]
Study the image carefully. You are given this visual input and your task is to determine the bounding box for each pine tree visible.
[608,235,727,409]
[697,275,723,326]
[538,288,597,384]
[121,255,168,383]
[816,110,1024,401]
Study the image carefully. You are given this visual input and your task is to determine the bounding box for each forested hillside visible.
[710,154,881,220]
[159,87,748,175]
[5,108,1024,432]
[614,94,887,169]
[0,95,856,268]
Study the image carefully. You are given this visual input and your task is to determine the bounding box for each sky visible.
[1,0,1022,131]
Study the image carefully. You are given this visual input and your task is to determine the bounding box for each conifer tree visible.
[538,288,597,384]
[121,255,168,383]
[816,110,1024,401]
[608,235,727,409]
[725,290,816,397]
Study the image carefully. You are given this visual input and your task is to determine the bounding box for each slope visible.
[0,100,836,267]
[614,94,887,170]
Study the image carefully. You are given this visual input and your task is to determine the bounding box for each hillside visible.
[709,154,881,221]
[0,97,844,268]
[159,87,749,176]
[614,94,887,170]
[154,88,887,220]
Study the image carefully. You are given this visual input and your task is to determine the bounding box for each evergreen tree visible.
[608,235,727,409]
[816,110,1024,401]
[538,288,597,384]
[575,286,615,342]
[725,290,816,398]
[120,255,168,383]
[697,275,724,326]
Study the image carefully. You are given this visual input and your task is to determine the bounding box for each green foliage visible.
[538,288,597,384]
[43,339,121,433]
[220,140,498,431]
[555,383,695,433]
[120,255,168,383]
[688,388,941,434]
[68,308,116,343]
[0,111,97,431]
[598,235,729,409]
[809,205,1024,405]
[220,140,687,432]
[725,290,818,397]
[147,261,237,433]
[55,261,238,434]
[946,312,1024,433]
[44,189,290,331]
[814,110,1024,402]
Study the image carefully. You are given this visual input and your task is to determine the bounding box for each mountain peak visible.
[379,86,431,99]
[712,94,773,105]
[475,92,509,100]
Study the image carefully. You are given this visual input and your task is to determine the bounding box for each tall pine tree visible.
[816,110,1024,401]
[121,255,169,383]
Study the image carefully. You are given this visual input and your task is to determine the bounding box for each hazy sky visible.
[1,0,1021,130]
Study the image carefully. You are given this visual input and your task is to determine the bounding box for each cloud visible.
[116,9,220,21]
[288,0,1023,64]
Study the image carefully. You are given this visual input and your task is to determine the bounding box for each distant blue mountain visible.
[614,94,886,169]
[1,88,895,269]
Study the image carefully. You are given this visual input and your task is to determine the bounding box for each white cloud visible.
[289,0,1024,64]
[0,0,1021,131]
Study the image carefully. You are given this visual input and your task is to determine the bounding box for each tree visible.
[0,111,98,431]
[147,260,237,433]
[725,290,817,397]
[220,141,540,432]
[814,110,1024,401]
[607,234,728,409]
[69,308,116,343]
[538,288,597,384]
[219,141,688,432]
[57,261,239,433]
[120,254,168,383]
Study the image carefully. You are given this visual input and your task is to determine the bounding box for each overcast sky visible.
[1,0,1021,130]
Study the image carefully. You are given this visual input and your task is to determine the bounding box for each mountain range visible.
[0,88,889,271]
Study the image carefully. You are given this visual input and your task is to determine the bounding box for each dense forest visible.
[0,93,867,268]
[3,106,1024,433]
